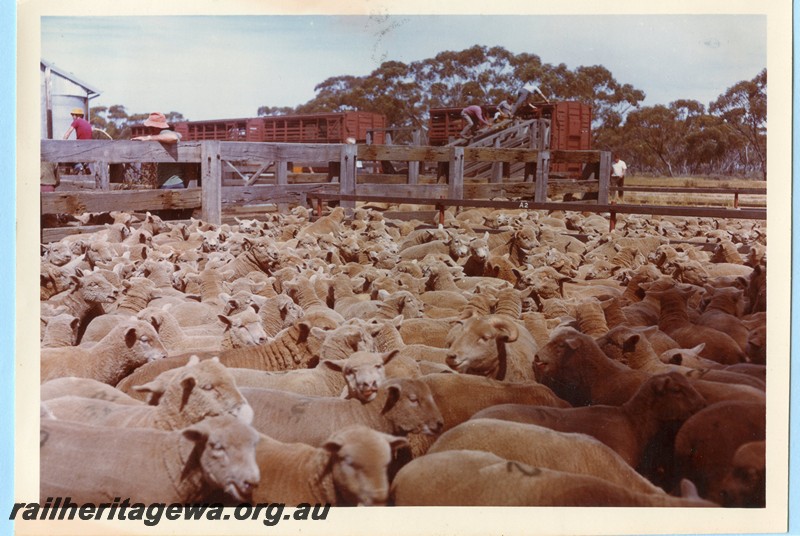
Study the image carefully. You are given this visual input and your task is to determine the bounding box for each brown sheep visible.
[533,327,650,406]
[716,440,765,507]
[654,287,748,365]
[473,372,707,472]
[673,400,766,501]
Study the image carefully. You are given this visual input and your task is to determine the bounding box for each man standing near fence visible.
[611,154,628,201]
[63,107,93,174]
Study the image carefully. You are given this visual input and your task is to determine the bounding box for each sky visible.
[39,13,766,122]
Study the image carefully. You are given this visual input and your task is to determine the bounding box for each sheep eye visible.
[202,384,214,390]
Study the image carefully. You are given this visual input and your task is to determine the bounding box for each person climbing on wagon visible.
[459,105,491,139]
[509,82,549,118]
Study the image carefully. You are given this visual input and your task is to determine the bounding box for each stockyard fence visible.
[40,135,766,243]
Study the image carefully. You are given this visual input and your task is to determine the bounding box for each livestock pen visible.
[37,134,773,513]
[40,136,765,242]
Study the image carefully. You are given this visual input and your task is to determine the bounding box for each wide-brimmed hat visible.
[70,107,84,116]
[143,112,170,129]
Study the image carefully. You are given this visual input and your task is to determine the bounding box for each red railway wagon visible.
[133,112,387,144]
[428,101,592,176]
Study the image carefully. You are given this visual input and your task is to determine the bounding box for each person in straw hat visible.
[132,112,191,192]
[132,111,181,144]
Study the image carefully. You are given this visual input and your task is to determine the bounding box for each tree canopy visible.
[90,47,766,179]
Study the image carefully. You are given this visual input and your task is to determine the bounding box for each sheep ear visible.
[622,334,640,353]
[125,328,138,348]
[381,384,402,414]
[132,379,167,397]
[321,359,345,372]
[182,422,210,444]
[386,434,410,453]
[218,315,233,329]
[383,349,400,365]
[564,335,581,351]
[180,375,197,409]
[187,355,201,366]
[321,438,343,454]
[691,343,706,354]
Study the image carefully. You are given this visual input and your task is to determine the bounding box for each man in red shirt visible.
[63,108,93,140]
[63,108,93,174]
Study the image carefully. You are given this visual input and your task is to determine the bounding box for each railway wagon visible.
[132,111,387,144]
[428,101,592,177]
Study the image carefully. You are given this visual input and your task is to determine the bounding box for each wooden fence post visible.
[201,141,222,224]
[533,119,550,202]
[408,129,420,185]
[94,161,110,190]
[448,147,464,200]
[598,151,611,205]
[275,158,289,212]
[340,143,357,210]
[491,138,503,183]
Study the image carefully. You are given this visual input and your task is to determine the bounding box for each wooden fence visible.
[40,139,765,242]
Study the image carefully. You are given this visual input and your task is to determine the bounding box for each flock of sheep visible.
[39,202,767,508]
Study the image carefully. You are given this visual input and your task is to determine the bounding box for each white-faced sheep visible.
[40,415,260,504]
[41,319,167,385]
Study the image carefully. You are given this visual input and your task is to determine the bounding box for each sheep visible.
[241,378,444,447]
[258,293,304,337]
[673,400,766,501]
[228,350,397,402]
[390,450,714,507]
[716,440,765,507]
[136,306,222,354]
[40,313,79,348]
[42,267,120,339]
[218,308,269,350]
[40,415,260,504]
[533,327,651,406]
[220,237,280,279]
[115,321,328,398]
[398,317,455,348]
[696,285,749,352]
[252,426,407,506]
[654,286,748,365]
[445,311,539,381]
[43,356,253,429]
[283,275,346,328]
[418,372,569,433]
[362,315,452,369]
[429,419,668,496]
[41,377,143,406]
[399,232,471,263]
[473,372,706,473]
[295,206,346,238]
[41,320,167,385]
[597,325,765,392]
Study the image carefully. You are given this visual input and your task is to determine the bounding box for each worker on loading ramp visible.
[510,82,549,118]
[460,105,491,139]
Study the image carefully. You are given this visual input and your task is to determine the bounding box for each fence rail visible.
[40,139,765,242]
